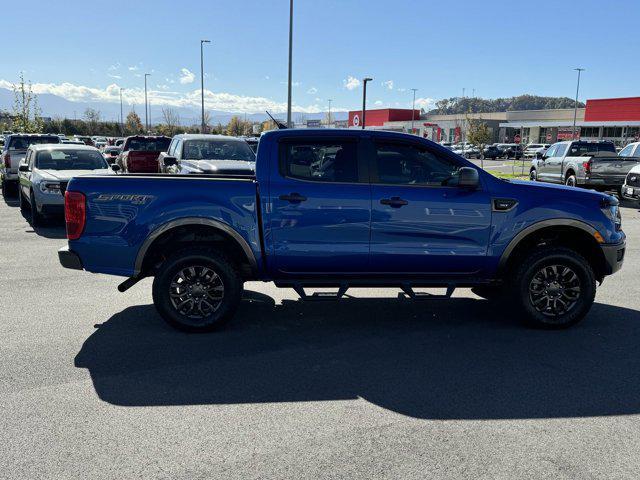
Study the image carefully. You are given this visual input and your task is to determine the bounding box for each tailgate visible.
[7,149,27,171]
[127,151,160,173]
[590,157,640,180]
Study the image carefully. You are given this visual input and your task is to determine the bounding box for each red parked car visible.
[116,136,171,173]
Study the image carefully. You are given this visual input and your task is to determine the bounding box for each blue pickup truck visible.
[58,129,626,331]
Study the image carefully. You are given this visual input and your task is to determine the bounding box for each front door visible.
[543,143,568,183]
[268,137,371,275]
[368,139,492,275]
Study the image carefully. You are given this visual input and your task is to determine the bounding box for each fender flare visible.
[497,218,598,273]
[134,217,258,275]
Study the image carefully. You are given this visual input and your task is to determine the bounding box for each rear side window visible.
[568,142,616,156]
[9,136,60,149]
[281,141,358,183]
[373,142,459,186]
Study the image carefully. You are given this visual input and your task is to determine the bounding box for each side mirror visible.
[457,167,479,189]
[111,164,121,173]
[535,152,544,160]
[163,155,177,168]
[19,163,29,172]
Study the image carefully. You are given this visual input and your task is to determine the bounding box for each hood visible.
[626,164,640,176]
[189,160,255,174]
[508,179,611,201]
[38,168,112,181]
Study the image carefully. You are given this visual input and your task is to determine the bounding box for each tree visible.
[466,115,493,168]
[226,116,244,136]
[161,108,181,136]
[12,72,43,133]
[84,108,101,135]
[125,111,144,135]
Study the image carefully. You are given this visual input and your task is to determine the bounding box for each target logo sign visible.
[352,114,360,127]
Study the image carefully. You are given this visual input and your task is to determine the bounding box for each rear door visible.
[268,136,371,275]
[368,138,492,275]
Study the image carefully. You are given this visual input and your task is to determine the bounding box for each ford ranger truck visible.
[116,135,171,173]
[58,129,626,332]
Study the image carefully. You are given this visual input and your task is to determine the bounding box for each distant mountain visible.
[0,87,347,126]
[428,95,586,115]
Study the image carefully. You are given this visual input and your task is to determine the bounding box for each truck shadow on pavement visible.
[75,292,640,419]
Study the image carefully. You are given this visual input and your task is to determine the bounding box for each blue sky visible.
[1,0,639,114]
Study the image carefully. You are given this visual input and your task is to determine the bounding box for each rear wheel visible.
[565,174,577,187]
[152,247,243,332]
[513,247,596,329]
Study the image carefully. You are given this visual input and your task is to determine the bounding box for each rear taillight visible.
[3,152,10,168]
[582,160,591,175]
[64,191,86,240]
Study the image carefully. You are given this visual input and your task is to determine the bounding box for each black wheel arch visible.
[498,220,608,282]
[135,218,258,279]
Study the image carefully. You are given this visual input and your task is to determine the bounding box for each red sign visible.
[557,128,579,140]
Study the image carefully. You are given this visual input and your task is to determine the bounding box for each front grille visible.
[59,181,69,195]
[626,173,640,187]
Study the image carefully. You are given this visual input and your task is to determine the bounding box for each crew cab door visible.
[542,143,568,183]
[268,137,371,274]
[367,139,492,275]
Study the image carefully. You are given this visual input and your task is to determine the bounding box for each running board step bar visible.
[293,283,349,301]
[399,283,455,300]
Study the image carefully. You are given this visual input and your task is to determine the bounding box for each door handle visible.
[279,193,307,203]
[380,197,409,208]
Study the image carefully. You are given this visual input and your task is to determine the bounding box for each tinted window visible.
[282,141,358,183]
[374,142,459,186]
[555,144,568,157]
[36,149,107,170]
[127,138,171,152]
[568,142,616,156]
[9,136,60,150]
[183,139,255,161]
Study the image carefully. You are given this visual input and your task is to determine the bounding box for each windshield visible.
[127,138,171,152]
[36,149,108,170]
[568,142,616,156]
[9,136,60,150]
[182,139,256,161]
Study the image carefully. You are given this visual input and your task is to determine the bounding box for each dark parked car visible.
[482,145,502,160]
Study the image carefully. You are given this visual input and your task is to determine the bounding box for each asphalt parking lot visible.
[2,193,640,479]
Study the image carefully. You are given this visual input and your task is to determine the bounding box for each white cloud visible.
[179,68,195,84]
[307,86,318,95]
[382,80,394,90]
[0,78,323,114]
[128,66,139,71]
[343,76,361,90]
[108,74,122,79]
[374,100,383,106]
[397,87,407,93]
[414,97,435,110]
[156,84,170,91]
[108,63,121,72]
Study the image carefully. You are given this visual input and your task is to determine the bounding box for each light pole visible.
[572,68,585,140]
[144,73,151,133]
[361,77,372,130]
[119,88,124,134]
[286,0,293,127]
[327,99,332,128]
[200,39,211,133]
[411,88,418,134]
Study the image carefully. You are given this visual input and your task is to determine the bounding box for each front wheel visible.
[152,247,243,332]
[514,247,596,329]
[529,169,537,181]
[29,191,44,227]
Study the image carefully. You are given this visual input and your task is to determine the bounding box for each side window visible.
[619,145,634,157]
[555,144,568,157]
[281,141,358,183]
[544,145,557,158]
[167,139,177,156]
[374,142,459,186]
[28,151,35,169]
[174,140,183,159]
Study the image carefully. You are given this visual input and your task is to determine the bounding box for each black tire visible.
[29,191,44,227]
[529,169,537,181]
[19,189,28,211]
[152,247,243,332]
[565,174,577,187]
[2,179,15,197]
[513,247,596,329]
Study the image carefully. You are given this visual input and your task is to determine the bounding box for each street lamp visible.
[572,68,585,140]
[286,0,294,127]
[200,39,211,133]
[361,77,373,130]
[327,99,332,128]
[411,88,418,134]
[144,73,151,133]
[119,88,124,134]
